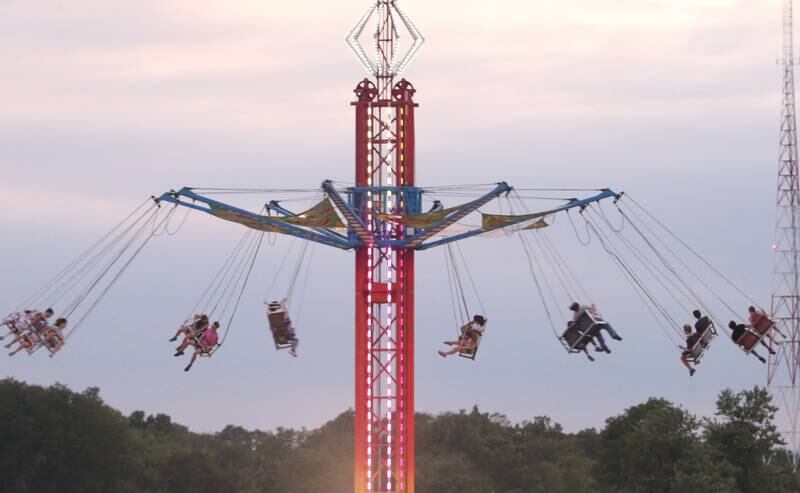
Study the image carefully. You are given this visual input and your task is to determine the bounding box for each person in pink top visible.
[184,321,220,372]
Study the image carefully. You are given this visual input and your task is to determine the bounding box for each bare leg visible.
[185,350,200,371]
[438,345,463,357]
[9,341,30,357]
[751,349,767,364]
[174,337,193,356]
[680,356,695,375]
[759,339,777,355]
[170,326,190,342]
[4,333,26,349]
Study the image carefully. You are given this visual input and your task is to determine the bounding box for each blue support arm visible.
[267,200,349,242]
[158,188,356,250]
[322,180,374,245]
[404,182,512,249]
[417,188,620,251]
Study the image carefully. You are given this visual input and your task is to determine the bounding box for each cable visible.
[625,195,761,308]
[454,243,487,317]
[217,232,265,348]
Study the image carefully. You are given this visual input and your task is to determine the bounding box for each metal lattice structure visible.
[769,0,800,462]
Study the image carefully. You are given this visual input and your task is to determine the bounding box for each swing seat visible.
[458,333,482,360]
[43,334,64,357]
[752,316,776,336]
[561,311,605,353]
[686,329,715,363]
[268,312,296,350]
[736,331,762,353]
[4,313,32,335]
[23,332,43,355]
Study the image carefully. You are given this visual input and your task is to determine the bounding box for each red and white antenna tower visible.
[769,0,800,461]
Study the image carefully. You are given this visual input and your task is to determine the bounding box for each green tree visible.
[704,386,794,493]
[596,398,736,493]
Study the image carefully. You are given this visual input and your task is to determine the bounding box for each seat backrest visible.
[753,317,774,335]
[268,312,289,329]
[738,331,760,351]
[562,323,586,350]
[575,311,600,334]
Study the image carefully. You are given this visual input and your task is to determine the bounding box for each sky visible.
[0,0,789,434]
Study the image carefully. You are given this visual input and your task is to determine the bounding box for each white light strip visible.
[346,4,379,76]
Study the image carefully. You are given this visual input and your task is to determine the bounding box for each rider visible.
[747,306,786,340]
[42,318,68,356]
[267,300,299,357]
[170,314,209,342]
[679,324,702,376]
[4,308,54,351]
[184,322,220,372]
[569,302,622,354]
[729,320,770,364]
[1,310,35,339]
[172,315,210,356]
[438,315,487,358]
[692,310,712,337]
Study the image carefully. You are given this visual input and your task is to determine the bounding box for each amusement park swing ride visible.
[1,1,795,491]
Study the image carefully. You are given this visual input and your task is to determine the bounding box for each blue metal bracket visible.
[417,189,619,250]
[159,188,356,250]
[266,200,349,243]
[322,180,374,245]
[404,182,512,249]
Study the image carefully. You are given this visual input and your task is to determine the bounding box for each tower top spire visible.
[346,0,425,80]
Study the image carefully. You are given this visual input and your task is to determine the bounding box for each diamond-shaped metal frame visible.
[346,1,425,77]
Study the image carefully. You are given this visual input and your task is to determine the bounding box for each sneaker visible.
[769,349,777,355]
[438,351,447,358]
[595,346,604,352]
[174,351,184,357]
[289,350,298,358]
[184,365,192,372]
[759,356,767,364]
[169,336,177,342]
[689,368,696,377]
[604,347,611,354]
[612,335,623,341]
[587,355,595,362]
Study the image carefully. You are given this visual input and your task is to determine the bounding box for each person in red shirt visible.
[747,306,786,340]
[183,322,220,372]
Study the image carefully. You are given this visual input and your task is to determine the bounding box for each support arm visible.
[159,188,355,250]
[322,180,374,245]
[417,188,620,250]
[404,182,512,249]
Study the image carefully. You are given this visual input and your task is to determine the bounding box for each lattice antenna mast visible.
[769,0,800,462]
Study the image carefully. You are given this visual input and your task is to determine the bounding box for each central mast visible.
[348,1,424,491]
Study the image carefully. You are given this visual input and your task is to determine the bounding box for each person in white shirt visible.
[438,315,487,358]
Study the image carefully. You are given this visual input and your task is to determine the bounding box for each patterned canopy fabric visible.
[209,198,345,232]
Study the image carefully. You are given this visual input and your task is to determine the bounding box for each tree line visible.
[0,379,796,492]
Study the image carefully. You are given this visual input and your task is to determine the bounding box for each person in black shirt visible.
[729,320,772,364]
[693,310,712,336]
[680,324,700,376]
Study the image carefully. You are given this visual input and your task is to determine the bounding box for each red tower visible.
[348,2,424,491]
